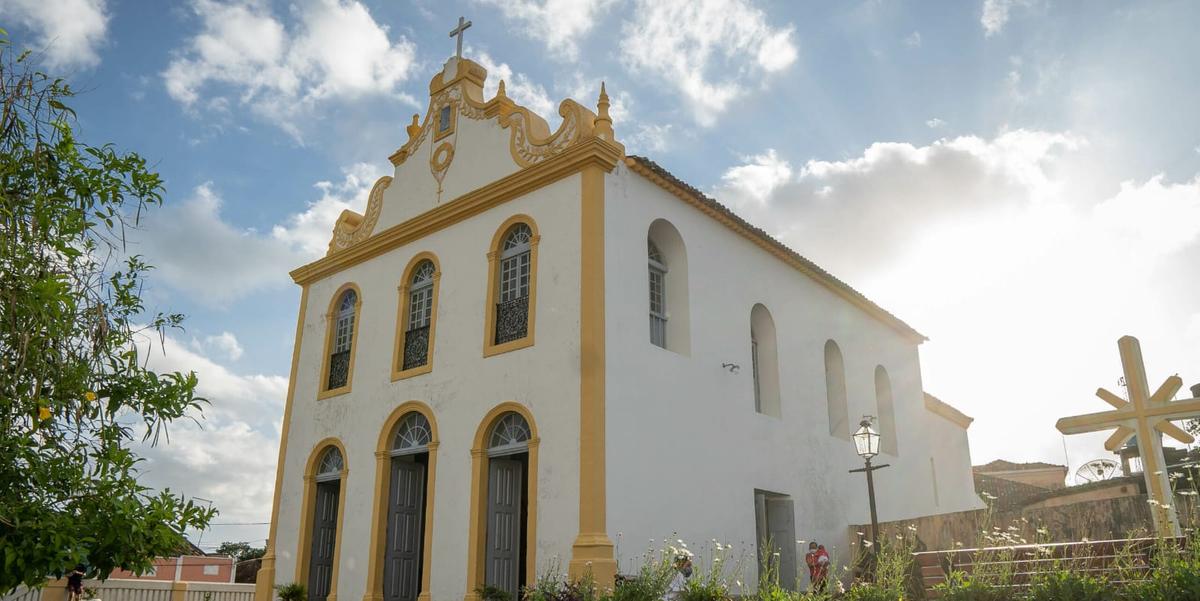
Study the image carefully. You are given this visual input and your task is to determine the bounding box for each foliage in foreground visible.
[0,30,212,592]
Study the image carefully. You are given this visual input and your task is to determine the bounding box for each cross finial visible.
[449,16,472,60]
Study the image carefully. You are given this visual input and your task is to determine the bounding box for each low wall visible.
[852,493,1198,551]
[4,579,254,601]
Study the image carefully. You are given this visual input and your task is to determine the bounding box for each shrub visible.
[613,558,676,601]
[1026,571,1112,601]
[275,583,306,601]
[477,584,512,601]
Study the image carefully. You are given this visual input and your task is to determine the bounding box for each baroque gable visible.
[325,57,620,257]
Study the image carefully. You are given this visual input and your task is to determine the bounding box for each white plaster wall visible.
[603,164,981,584]
[925,412,985,514]
[373,90,528,232]
[273,175,582,601]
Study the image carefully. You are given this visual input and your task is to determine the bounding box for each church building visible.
[254,43,982,601]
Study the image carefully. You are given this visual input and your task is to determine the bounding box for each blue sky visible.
[3,0,1199,550]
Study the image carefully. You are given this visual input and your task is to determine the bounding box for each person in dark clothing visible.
[67,565,85,601]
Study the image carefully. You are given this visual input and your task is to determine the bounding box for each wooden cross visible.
[1056,335,1200,538]
[449,16,472,60]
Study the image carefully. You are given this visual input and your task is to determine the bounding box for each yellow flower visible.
[38,406,52,420]
[85,391,97,402]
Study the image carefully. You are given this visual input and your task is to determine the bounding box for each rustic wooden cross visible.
[449,16,472,60]
[1056,335,1200,538]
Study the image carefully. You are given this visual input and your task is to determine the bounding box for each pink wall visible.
[109,556,233,583]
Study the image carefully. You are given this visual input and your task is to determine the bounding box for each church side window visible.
[750,304,781,417]
[322,287,360,396]
[648,241,667,348]
[646,219,690,354]
[825,340,849,439]
[875,365,898,455]
[403,260,436,370]
[485,217,539,356]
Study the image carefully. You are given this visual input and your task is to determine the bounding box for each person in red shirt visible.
[804,542,830,592]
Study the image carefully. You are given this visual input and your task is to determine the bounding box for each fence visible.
[912,536,1184,597]
[3,580,254,601]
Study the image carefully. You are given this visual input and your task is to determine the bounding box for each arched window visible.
[392,412,433,455]
[875,365,898,455]
[321,286,361,397]
[488,412,532,456]
[646,219,689,354]
[485,217,539,356]
[394,256,440,379]
[317,447,344,480]
[824,340,849,439]
[750,304,781,417]
[648,241,667,347]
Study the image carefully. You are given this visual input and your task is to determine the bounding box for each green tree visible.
[214,541,266,563]
[0,32,215,592]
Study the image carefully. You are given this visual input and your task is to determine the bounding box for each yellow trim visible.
[568,165,616,585]
[624,157,926,344]
[294,139,622,286]
[296,438,350,601]
[392,253,442,381]
[482,215,540,358]
[255,285,310,601]
[431,142,455,172]
[923,392,974,429]
[363,402,440,601]
[329,177,392,255]
[464,402,541,601]
[388,58,618,170]
[434,101,458,142]
[317,283,363,400]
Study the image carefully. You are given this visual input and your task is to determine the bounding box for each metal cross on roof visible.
[449,16,472,60]
[1055,335,1200,538]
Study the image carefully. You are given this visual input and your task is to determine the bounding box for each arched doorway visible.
[308,446,344,601]
[383,412,433,601]
[484,412,532,599]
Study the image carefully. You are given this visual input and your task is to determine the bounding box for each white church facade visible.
[254,52,982,601]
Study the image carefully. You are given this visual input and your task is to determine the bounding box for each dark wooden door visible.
[485,458,523,600]
[384,459,427,601]
[308,480,340,601]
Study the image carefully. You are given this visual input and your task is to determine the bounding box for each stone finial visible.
[497,79,507,99]
[406,114,421,141]
[594,81,614,140]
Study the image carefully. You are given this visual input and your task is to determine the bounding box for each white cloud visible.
[135,332,288,532]
[621,0,798,126]
[137,163,384,306]
[271,162,387,258]
[710,130,1200,474]
[926,117,946,128]
[0,0,109,69]
[163,0,417,140]
[904,31,922,48]
[981,0,1034,37]
[474,0,616,61]
[473,50,556,118]
[626,123,674,154]
[204,332,245,361]
[718,149,792,207]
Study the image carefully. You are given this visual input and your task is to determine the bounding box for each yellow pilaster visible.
[170,581,188,601]
[568,164,617,587]
[256,285,311,601]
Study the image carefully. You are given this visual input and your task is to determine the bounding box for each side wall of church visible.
[273,175,583,601]
[602,163,981,582]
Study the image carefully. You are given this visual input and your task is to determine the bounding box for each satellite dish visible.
[1075,459,1119,484]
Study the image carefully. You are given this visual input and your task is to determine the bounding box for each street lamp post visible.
[849,417,890,556]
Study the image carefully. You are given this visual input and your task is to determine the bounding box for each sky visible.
[3,0,1199,552]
